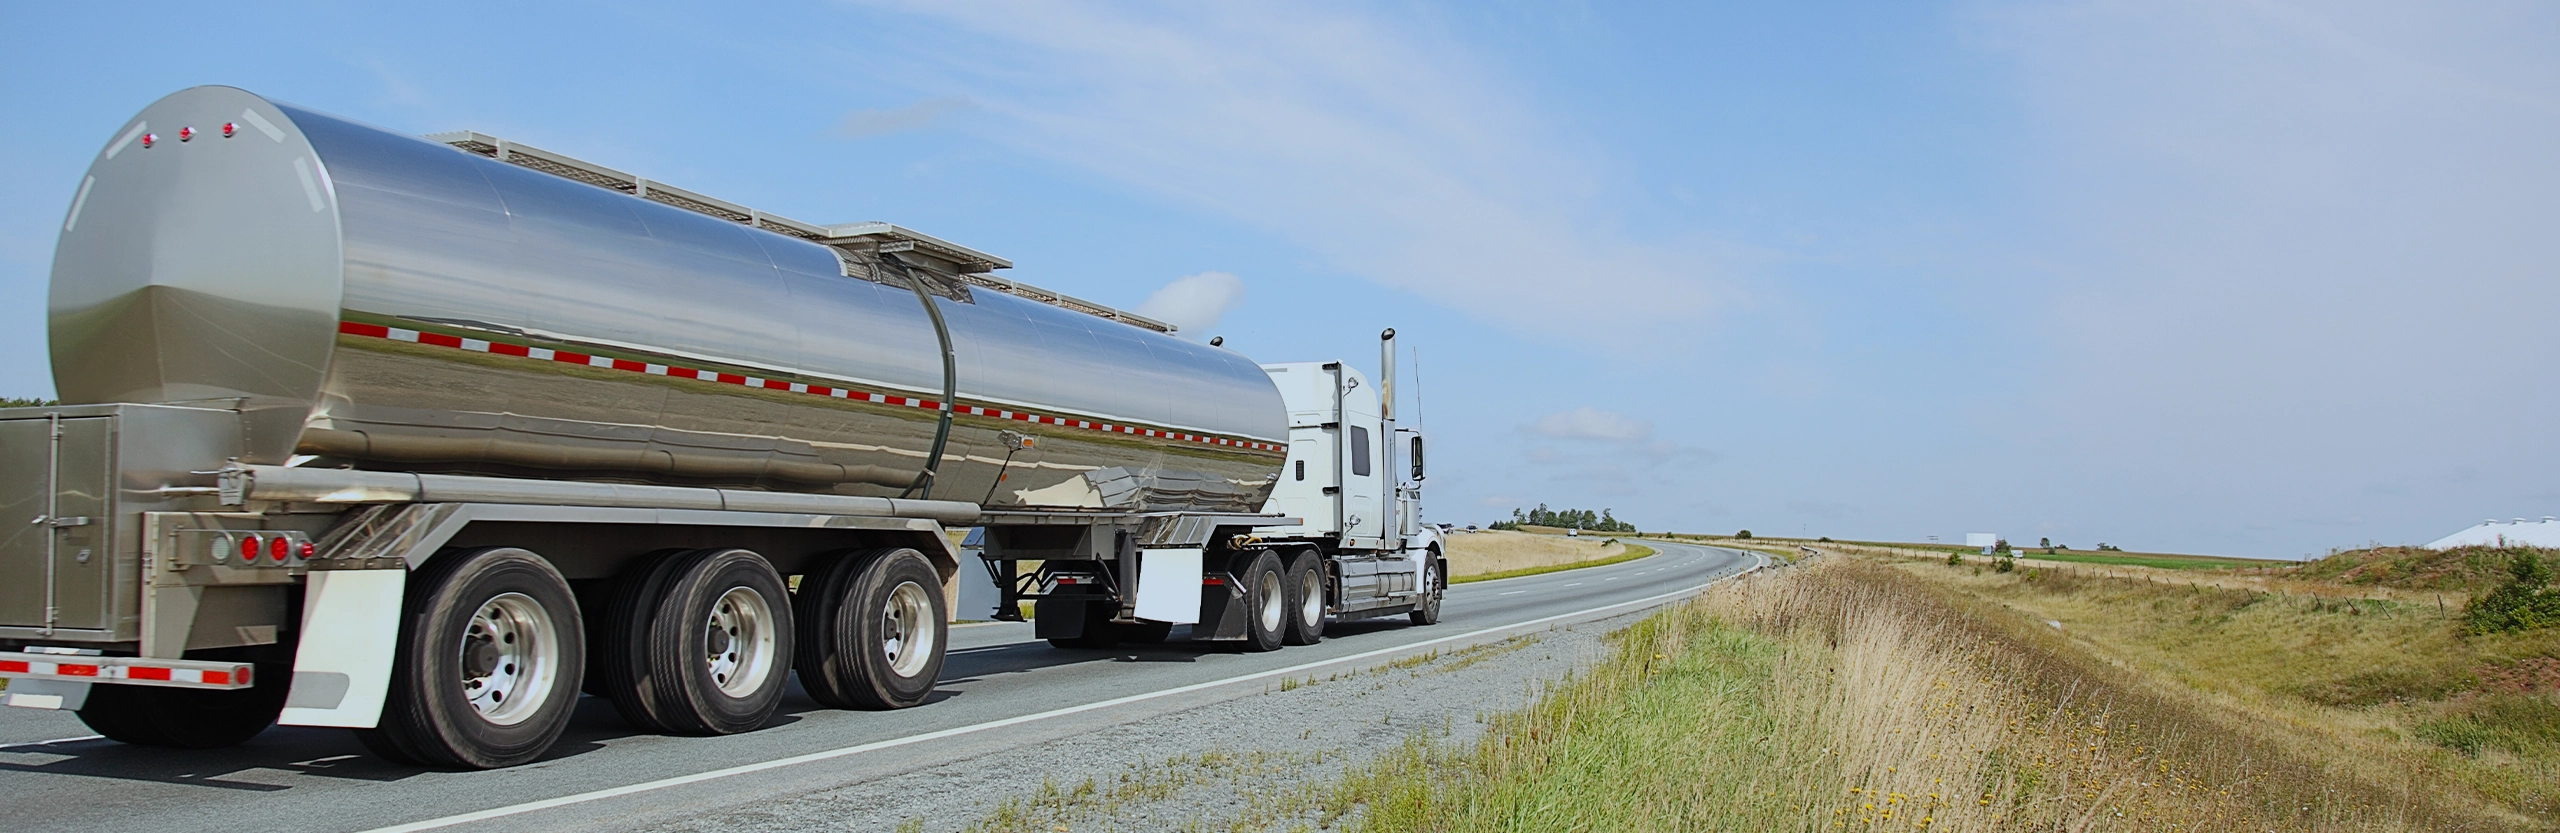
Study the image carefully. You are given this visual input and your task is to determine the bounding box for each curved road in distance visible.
[0,540,1759,833]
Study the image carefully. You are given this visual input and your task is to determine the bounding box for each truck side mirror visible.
[1410,435,1425,480]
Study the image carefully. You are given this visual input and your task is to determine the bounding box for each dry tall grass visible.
[1441,530,1632,580]
[1336,556,2529,831]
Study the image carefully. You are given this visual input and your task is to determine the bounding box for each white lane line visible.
[1497,590,1527,596]
[0,734,103,751]
[355,549,1762,833]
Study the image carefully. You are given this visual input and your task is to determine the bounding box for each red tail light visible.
[239,534,260,562]
[270,536,290,562]
[298,540,316,560]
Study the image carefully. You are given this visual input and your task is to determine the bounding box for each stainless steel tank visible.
[48,86,1286,511]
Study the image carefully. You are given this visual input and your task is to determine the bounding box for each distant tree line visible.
[2,397,57,408]
[1489,503,1637,533]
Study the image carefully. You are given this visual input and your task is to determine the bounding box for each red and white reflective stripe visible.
[341,322,1285,452]
[0,653,252,690]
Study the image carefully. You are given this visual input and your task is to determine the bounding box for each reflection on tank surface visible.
[49,86,1286,512]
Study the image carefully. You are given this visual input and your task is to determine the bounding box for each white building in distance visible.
[2426,517,2560,550]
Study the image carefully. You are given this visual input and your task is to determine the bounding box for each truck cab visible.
[1253,333,1441,619]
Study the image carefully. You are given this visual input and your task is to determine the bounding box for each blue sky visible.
[4,2,2555,558]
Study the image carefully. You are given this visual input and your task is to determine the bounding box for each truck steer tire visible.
[358,547,585,770]
[641,548,795,735]
[1407,557,1443,626]
[797,549,945,709]
[78,658,289,749]
[1242,550,1287,652]
[1282,548,1326,646]
[593,549,694,731]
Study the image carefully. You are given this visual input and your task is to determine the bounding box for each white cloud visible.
[1529,406,1651,442]
[845,2,1733,341]
[1982,0,2560,549]
[1134,271,1246,339]
[833,97,972,139]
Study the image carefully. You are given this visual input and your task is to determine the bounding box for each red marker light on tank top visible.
[140,133,155,149]
[179,126,194,142]
[239,534,260,562]
[222,122,237,138]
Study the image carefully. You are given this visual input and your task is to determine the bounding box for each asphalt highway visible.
[0,540,1760,832]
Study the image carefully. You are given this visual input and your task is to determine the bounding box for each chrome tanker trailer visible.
[0,86,1442,768]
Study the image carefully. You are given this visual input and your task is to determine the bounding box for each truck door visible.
[1341,420,1382,542]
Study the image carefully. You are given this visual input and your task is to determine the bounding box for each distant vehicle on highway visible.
[0,86,1443,769]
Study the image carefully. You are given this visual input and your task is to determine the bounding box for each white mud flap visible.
[279,570,405,728]
[1135,548,1204,624]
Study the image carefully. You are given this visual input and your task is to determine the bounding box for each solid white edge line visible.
[0,734,104,751]
[356,546,1760,833]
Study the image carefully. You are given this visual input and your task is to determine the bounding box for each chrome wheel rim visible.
[459,592,559,726]
[1257,567,1286,634]
[1297,564,1323,628]
[705,586,777,698]
[882,580,937,678]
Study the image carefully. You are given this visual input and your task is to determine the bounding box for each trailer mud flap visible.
[1135,548,1202,624]
[279,570,404,727]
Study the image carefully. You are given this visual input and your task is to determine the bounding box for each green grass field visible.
[1450,544,1654,584]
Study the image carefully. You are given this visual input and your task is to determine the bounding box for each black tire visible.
[840,550,947,708]
[356,547,585,769]
[794,549,882,709]
[640,548,796,735]
[1408,555,1443,626]
[78,658,289,749]
[797,549,948,709]
[1038,583,1121,650]
[591,549,693,731]
[1241,550,1287,652]
[1120,620,1174,644]
[1282,548,1326,646]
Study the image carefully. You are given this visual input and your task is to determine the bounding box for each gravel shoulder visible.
[639,609,1654,833]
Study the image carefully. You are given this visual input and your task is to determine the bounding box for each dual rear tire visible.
[593,548,796,736]
[359,548,587,769]
[364,545,806,768]
[77,649,290,749]
[1282,548,1326,646]
[795,548,947,710]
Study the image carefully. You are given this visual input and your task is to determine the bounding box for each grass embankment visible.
[1331,553,2557,831]
[1442,530,1652,584]
[2279,545,2537,595]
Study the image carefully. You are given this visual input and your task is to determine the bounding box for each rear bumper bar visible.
[0,651,254,692]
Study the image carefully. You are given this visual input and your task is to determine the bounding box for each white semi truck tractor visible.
[0,87,1442,769]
